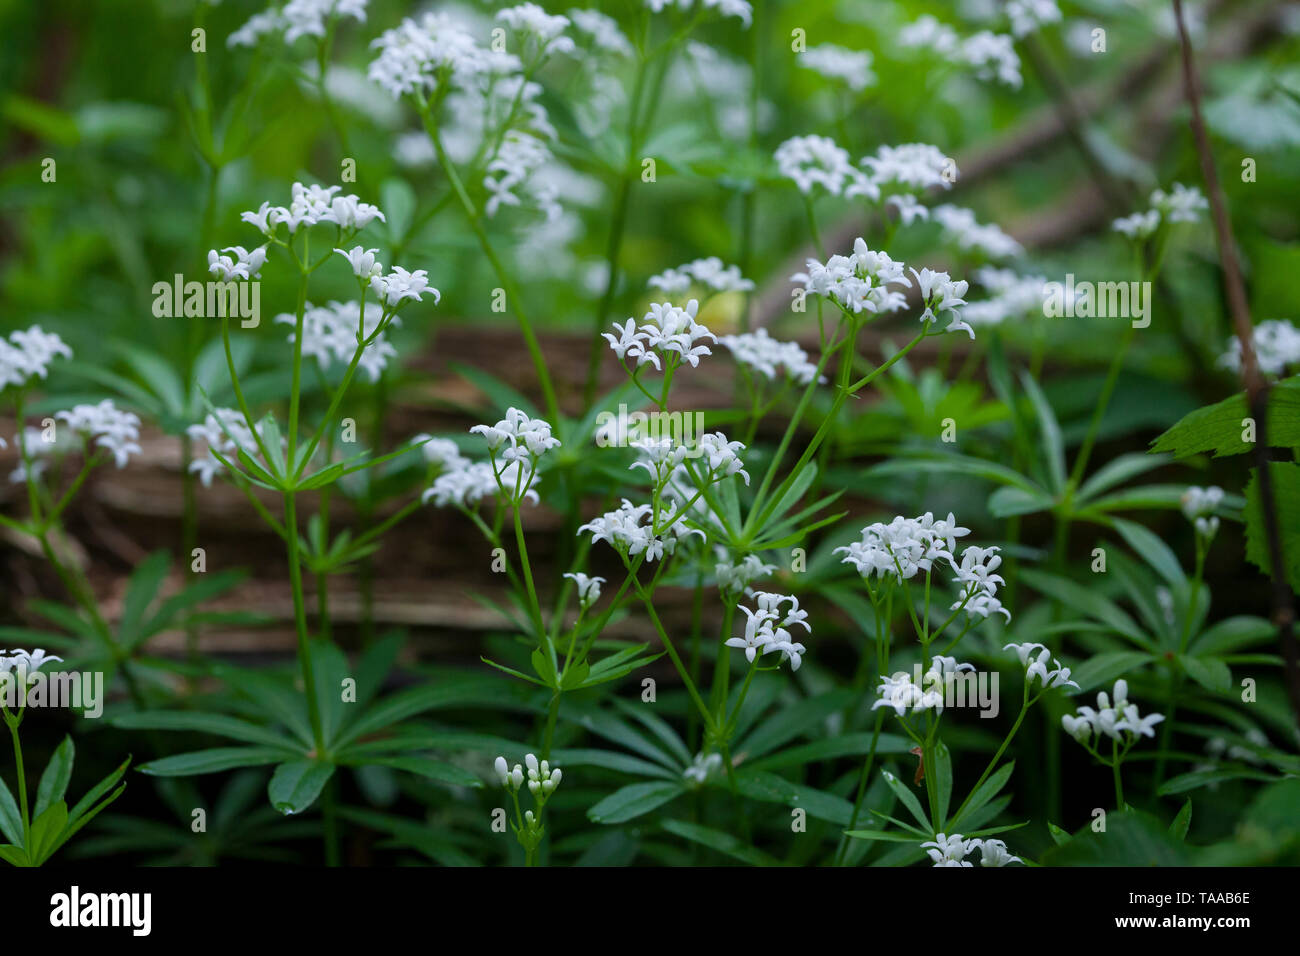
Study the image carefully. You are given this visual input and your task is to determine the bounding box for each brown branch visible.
[1172,0,1299,725]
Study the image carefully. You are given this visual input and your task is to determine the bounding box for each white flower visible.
[961,31,1022,88]
[695,432,749,485]
[931,204,1022,260]
[724,593,811,670]
[1006,0,1061,38]
[911,266,973,338]
[1,326,72,390]
[648,257,754,295]
[791,238,912,315]
[977,838,1022,866]
[774,135,876,198]
[336,246,384,280]
[1063,678,1164,747]
[567,9,631,55]
[1219,320,1300,376]
[647,0,752,28]
[1112,210,1161,239]
[799,44,874,92]
[55,400,143,468]
[0,648,64,676]
[714,550,777,593]
[922,832,978,867]
[470,407,561,467]
[862,142,955,193]
[603,319,661,370]
[1151,182,1208,223]
[1004,643,1079,690]
[578,498,703,562]
[277,300,398,382]
[835,512,967,582]
[207,245,268,282]
[682,751,723,784]
[720,328,821,385]
[564,572,605,607]
[367,12,493,100]
[412,435,469,472]
[370,266,437,307]
[1181,485,1224,539]
[614,299,715,370]
[496,4,575,58]
[327,195,386,230]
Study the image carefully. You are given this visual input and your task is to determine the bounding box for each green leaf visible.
[660,819,781,866]
[1068,651,1153,691]
[879,767,930,831]
[1151,379,1300,459]
[118,551,171,642]
[112,710,302,749]
[68,757,131,825]
[1076,453,1172,503]
[359,756,481,789]
[1020,371,1066,492]
[0,775,24,846]
[0,844,27,866]
[1039,811,1190,865]
[933,741,952,828]
[587,781,685,824]
[1110,517,1187,588]
[1157,766,1281,796]
[1191,616,1275,655]
[1020,569,1150,647]
[988,484,1056,518]
[138,746,293,776]
[1180,655,1232,695]
[1243,462,1300,593]
[28,800,68,864]
[736,771,855,825]
[34,735,74,819]
[1169,798,1193,841]
[268,760,336,815]
[950,761,1014,830]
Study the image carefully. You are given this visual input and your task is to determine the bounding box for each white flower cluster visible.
[1006,0,1062,38]
[645,0,752,28]
[836,512,969,581]
[604,299,717,372]
[0,325,72,391]
[1180,485,1224,538]
[1112,183,1208,238]
[682,751,723,784]
[724,592,811,670]
[714,550,777,594]
[774,135,878,198]
[495,753,562,796]
[54,400,142,468]
[791,238,912,316]
[899,16,1022,88]
[1003,642,1079,690]
[7,428,56,484]
[412,435,470,472]
[862,142,955,194]
[275,300,397,382]
[187,408,278,487]
[207,245,267,282]
[1219,319,1300,376]
[334,246,436,309]
[485,130,561,220]
[567,8,631,55]
[720,328,821,385]
[798,44,874,92]
[496,3,574,58]
[228,0,368,49]
[837,513,1011,621]
[1061,679,1165,745]
[0,648,63,676]
[578,497,706,562]
[962,267,1048,327]
[931,204,1023,260]
[367,12,491,100]
[425,408,559,509]
[922,831,1022,867]
[873,656,975,716]
[912,266,973,338]
[648,257,755,295]
[241,183,385,237]
[563,572,605,608]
